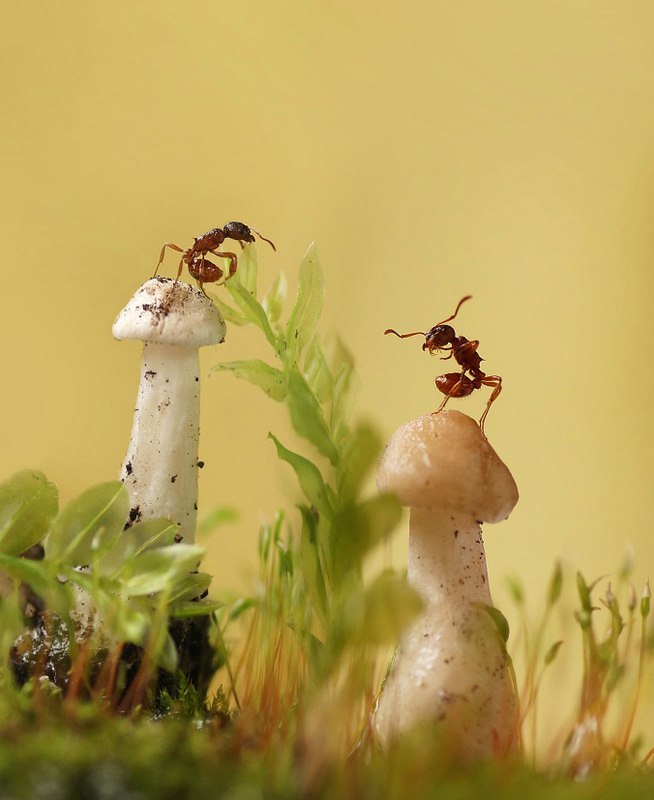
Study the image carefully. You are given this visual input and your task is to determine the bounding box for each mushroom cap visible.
[112,278,226,347]
[377,410,518,523]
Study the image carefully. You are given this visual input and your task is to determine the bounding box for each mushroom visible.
[374,409,519,759]
[112,277,226,543]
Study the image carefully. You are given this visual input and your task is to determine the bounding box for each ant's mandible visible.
[153,221,276,290]
[384,295,502,434]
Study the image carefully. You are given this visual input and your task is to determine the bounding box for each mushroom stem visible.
[408,508,490,607]
[120,343,201,543]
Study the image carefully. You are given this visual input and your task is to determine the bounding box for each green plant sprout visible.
[0,244,652,798]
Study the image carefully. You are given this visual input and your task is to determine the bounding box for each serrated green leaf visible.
[286,366,339,466]
[47,482,129,566]
[284,243,324,362]
[262,271,287,324]
[98,518,178,577]
[212,359,287,401]
[226,277,279,350]
[0,470,58,556]
[268,434,333,519]
[303,338,334,403]
[117,544,204,596]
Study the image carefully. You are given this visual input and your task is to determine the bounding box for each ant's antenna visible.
[384,328,426,339]
[250,227,277,251]
[435,295,472,327]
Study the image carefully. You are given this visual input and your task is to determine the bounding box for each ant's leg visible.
[175,256,186,281]
[209,250,238,280]
[479,376,502,434]
[154,243,184,277]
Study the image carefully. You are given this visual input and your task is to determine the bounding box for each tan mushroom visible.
[374,409,519,759]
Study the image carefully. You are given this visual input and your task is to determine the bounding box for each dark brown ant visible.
[153,221,276,290]
[384,295,502,433]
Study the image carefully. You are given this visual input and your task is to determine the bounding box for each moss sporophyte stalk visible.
[0,242,652,797]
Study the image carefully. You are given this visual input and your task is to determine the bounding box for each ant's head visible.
[423,324,455,353]
[223,221,255,243]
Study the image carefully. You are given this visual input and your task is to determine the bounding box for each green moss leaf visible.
[46,481,129,566]
[226,277,279,350]
[286,366,339,466]
[343,572,423,646]
[212,359,287,401]
[262,271,287,324]
[303,338,334,404]
[117,544,204,597]
[0,553,71,616]
[0,470,58,556]
[98,518,178,577]
[268,434,333,519]
[284,243,324,362]
[207,292,249,326]
[236,243,258,296]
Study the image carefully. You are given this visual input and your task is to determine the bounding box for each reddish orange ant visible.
[384,295,502,433]
[153,221,276,290]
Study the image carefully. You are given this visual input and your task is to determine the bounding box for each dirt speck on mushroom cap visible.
[112,277,226,347]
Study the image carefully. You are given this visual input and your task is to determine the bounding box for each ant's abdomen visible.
[436,373,475,398]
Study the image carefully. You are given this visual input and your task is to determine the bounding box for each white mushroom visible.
[112,277,226,543]
[374,409,519,759]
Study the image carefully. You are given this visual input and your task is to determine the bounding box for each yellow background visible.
[2,0,654,737]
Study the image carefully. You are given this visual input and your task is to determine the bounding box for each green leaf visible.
[0,470,58,556]
[330,359,355,441]
[226,277,279,350]
[343,572,423,646]
[337,422,382,504]
[229,597,259,620]
[98,518,178,577]
[543,639,564,666]
[262,271,287,324]
[236,243,258,296]
[475,603,511,643]
[268,434,333,519]
[548,561,563,605]
[207,292,249,326]
[167,572,212,604]
[286,366,339,466]
[212,359,287,401]
[303,338,334,404]
[197,507,239,537]
[576,572,592,612]
[284,243,324,362]
[0,553,71,617]
[331,494,401,580]
[169,599,223,618]
[506,576,525,606]
[47,482,129,566]
[299,505,328,626]
[117,544,205,597]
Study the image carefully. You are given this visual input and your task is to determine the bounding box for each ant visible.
[384,295,502,433]
[153,221,276,290]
